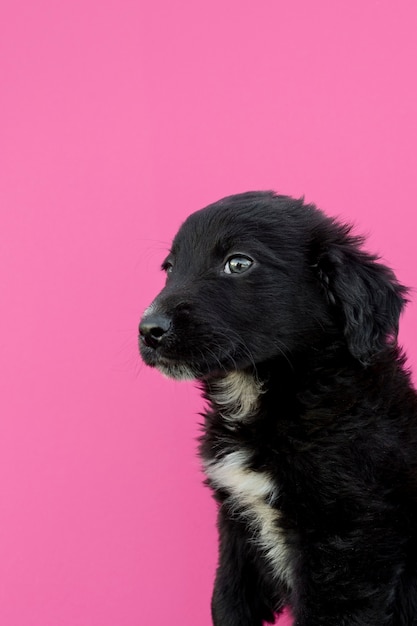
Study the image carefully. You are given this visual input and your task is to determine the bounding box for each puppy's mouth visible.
[138,335,197,379]
[138,311,253,380]
[139,335,238,381]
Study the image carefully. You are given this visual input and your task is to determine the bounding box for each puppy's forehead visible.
[172,205,267,257]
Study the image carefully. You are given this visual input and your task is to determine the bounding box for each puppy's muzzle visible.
[139,313,171,350]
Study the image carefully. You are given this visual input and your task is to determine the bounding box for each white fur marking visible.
[210,371,263,422]
[204,450,293,589]
[157,361,196,381]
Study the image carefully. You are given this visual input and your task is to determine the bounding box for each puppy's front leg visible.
[211,507,279,626]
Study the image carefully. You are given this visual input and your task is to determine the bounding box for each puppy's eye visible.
[162,261,173,274]
[224,255,253,275]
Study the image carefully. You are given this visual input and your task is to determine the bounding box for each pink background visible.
[1,1,417,625]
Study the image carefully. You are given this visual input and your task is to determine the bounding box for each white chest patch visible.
[204,449,293,589]
[209,371,263,423]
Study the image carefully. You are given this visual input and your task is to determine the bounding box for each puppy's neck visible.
[205,370,264,424]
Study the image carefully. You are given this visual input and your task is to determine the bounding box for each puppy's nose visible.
[139,314,171,349]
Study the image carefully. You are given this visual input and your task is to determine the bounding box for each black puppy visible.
[139,191,417,625]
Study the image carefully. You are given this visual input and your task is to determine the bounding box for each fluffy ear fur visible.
[317,233,408,364]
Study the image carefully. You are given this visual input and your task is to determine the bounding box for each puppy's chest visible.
[203,371,294,587]
[204,447,293,588]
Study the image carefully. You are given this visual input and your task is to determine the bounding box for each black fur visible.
[139,191,417,625]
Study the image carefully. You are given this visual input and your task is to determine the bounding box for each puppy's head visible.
[139,192,407,379]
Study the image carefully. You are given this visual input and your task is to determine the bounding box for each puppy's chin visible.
[155,355,253,382]
[140,342,241,381]
[156,361,197,381]
[140,348,197,380]
[156,358,243,382]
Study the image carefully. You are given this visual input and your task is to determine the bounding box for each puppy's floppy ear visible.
[317,231,408,364]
